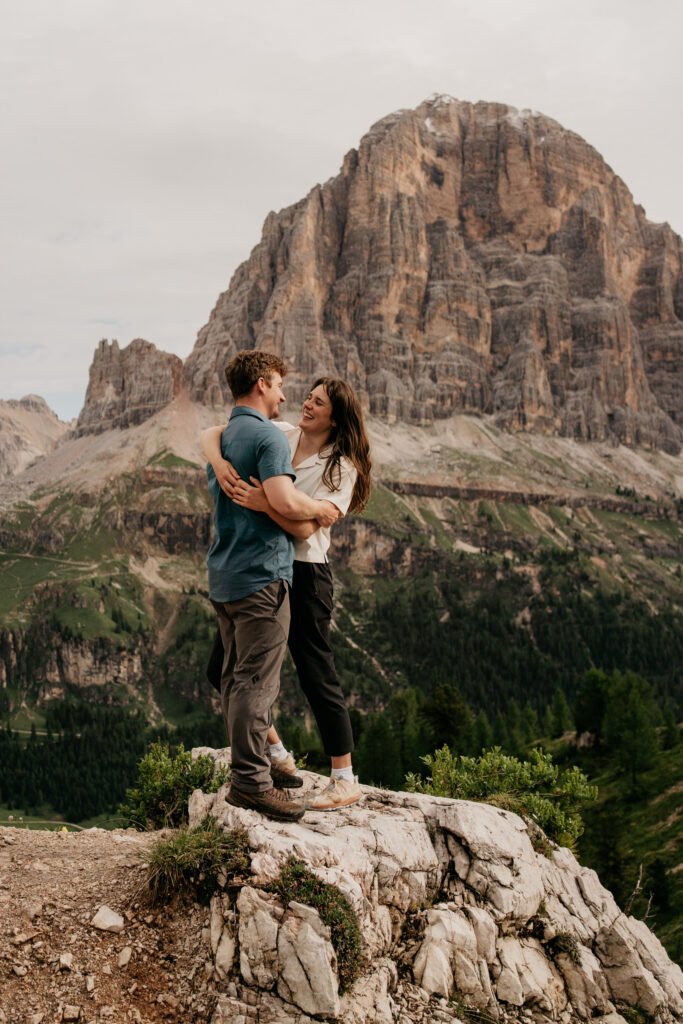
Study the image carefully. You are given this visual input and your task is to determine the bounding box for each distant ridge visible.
[0,394,68,478]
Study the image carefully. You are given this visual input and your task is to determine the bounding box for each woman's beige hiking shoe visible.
[269,751,303,789]
[305,776,363,811]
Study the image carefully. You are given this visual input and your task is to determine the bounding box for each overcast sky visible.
[2,0,682,421]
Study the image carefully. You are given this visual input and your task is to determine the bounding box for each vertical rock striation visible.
[184,95,682,452]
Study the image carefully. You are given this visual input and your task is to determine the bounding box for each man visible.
[206,350,339,822]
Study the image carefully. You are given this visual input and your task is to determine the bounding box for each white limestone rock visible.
[196,766,683,1024]
[90,906,124,934]
[277,901,340,1018]
[496,937,567,1015]
[592,1015,630,1024]
[413,904,487,1002]
[338,960,397,1024]
[117,946,132,968]
[237,886,282,989]
[191,745,231,769]
[215,927,235,980]
[596,913,669,1016]
[555,942,614,1018]
[188,788,217,829]
[370,807,441,911]
[575,860,622,931]
[464,906,497,964]
[624,915,683,1014]
[209,896,223,955]
[435,800,544,923]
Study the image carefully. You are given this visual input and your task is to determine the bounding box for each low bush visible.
[548,930,582,966]
[267,857,363,992]
[118,742,229,829]
[406,746,597,848]
[145,815,250,903]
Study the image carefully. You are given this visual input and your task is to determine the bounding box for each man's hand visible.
[315,500,341,528]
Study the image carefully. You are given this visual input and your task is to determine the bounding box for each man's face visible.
[263,372,285,419]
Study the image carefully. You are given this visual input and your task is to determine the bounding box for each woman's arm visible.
[200,425,239,495]
[231,477,328,539]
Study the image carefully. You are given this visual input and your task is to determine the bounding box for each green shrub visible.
[406,746,597,848]
[548,930,582,965]
[118,742,229,829]
[145,815,250,903]
[268,857,363,992]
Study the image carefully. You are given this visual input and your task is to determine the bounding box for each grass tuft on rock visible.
[145,815,250,903]
[548,930,582,966]
[267,856,363,992]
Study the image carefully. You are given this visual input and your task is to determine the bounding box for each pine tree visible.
[550,689,571,738]
[662,706,680,750]
[574,668,610,741]
[506,698,521,736]
[604,671,660,789]
[422,684,473,755]
[521,702,539,743]
[354,714,403,790]
[492,711,508,749]
[646,857,672,913]
[472,711,493,754]
[582,801,634,906]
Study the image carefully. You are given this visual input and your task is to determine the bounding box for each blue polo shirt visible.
[207,407,295,602]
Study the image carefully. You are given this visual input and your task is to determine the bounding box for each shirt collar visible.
[230,406,269,424]
[294,441,333,470]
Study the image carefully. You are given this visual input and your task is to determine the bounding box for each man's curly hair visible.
[224,350,288,400]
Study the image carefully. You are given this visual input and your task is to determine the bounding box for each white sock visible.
[331,765,355,784]
[269,741,287,761]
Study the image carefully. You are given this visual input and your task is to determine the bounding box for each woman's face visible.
[299,384,335,436]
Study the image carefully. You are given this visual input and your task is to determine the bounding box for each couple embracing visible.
[202,350,372,823]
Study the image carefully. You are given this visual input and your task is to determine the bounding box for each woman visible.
[201,377,372,810]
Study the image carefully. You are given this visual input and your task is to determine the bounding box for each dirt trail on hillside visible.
[0,827,217,1023]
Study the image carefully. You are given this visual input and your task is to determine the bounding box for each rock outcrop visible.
[74,338,183,436]
[0,395,69,477]
[189,750,683,1024]
[184,95,682,453]
[0,622,144,701]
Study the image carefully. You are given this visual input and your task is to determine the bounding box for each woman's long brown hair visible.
[311,377,372,513]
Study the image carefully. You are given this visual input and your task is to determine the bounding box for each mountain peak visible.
[181,97,681,453]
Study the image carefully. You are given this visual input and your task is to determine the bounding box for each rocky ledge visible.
[189,751,683,1024]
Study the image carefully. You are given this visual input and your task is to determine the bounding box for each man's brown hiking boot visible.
[226,784,304,822]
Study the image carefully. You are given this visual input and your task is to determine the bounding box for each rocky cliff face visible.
[189,750,683,1024]
[0,395,69,477]
[74,338,184,436]
[184,95,682,453]
[0,622,144,701]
